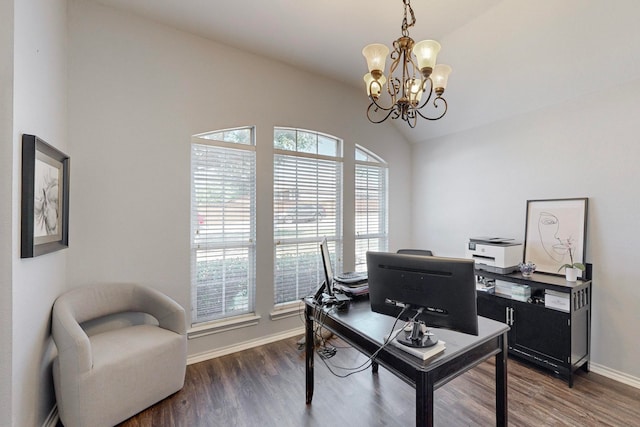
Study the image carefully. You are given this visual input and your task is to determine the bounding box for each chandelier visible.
[362,0,452,128]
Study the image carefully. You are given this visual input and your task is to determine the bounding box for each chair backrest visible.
[52,283,186,375]
[396,249,433,256]
[53,283,186,347]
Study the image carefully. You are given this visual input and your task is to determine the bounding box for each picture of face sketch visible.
[538,211,576,264]
[524,199,587,274]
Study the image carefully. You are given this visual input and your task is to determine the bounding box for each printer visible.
[465,237,523,274]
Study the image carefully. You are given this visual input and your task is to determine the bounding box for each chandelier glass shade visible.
[362,0,452,128]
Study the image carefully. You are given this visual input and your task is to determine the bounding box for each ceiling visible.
[88,0,640,144]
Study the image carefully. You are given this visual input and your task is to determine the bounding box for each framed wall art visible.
[21,134,70,258]
[523,198,588,276]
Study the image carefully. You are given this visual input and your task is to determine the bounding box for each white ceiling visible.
[88,0,640,143]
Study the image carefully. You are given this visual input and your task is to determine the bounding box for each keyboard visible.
[339,271,361,279]
[335,271,368,284]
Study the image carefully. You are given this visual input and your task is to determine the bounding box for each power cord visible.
[295,296,338,357]
[298,296,409,370]
[317,346,337,359]
[315,306,410,378]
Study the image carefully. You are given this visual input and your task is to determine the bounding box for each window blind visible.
[191,131,256,324]
[273,128,343,305]
[355,146,388,272]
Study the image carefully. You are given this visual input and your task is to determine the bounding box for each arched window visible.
[273,127,343,304]
[355,145,388,272]
[190,127,256,324]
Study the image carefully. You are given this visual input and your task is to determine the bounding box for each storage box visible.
[545,289,570,312]
[494,280,513,297]
[511,284,531,302]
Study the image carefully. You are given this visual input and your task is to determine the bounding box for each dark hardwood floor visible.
[112,336,639,427]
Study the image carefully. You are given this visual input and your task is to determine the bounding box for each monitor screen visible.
[320,238,334,296]
[366,251,478,336]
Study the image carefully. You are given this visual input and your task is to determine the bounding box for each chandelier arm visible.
[402,51,410,100]
[366,102,398,124]
[389,51,401,77]
[415,78,435,110]
[404,107,417,128]
[415,97,448,121]
[386,77,401,103]
[368,94,394,112]
[367,78,396,113]
[409,113,417,128]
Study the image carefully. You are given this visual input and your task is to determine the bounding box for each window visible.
[273,128,343,305]
[191,127,256,324]
[355,145,388,272]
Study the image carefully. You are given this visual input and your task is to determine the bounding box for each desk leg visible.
[495,332,508,427]
[415,371,434,427]
[305,302,315,404]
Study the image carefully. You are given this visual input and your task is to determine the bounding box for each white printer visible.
[465,237,523,274]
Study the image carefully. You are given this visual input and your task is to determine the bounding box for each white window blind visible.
[191,127,256,324]
[355,145,388,272]
[274,128,343,305]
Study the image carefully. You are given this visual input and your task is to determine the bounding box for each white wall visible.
[1,0,15,423]
[12,0,68,426]
[67,0,412,357]
[412,78,640,381]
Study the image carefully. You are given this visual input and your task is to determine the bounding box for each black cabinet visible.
[476,270,591,387]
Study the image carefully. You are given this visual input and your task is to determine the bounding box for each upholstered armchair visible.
[52,283,187,427]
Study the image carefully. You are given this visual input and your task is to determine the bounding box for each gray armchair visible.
[52,283,187,427]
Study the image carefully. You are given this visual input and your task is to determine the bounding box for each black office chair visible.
[397,249,433,256]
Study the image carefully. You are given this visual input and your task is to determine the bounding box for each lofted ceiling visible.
[88,0,640,144]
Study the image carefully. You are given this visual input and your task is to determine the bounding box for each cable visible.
[299,296,410,374]
[295,296,338,354]
[313,302,336,354]
[316,306,410,378]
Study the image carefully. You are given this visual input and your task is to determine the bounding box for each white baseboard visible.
[590,362,640,390]
[187,326,305,365]
[42,405,58,427]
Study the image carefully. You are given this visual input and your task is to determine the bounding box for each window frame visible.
[273,127,344,306]
[190,127,257,327]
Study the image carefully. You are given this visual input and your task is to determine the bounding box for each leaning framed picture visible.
[21,134,70,258]
[523,198,588,276]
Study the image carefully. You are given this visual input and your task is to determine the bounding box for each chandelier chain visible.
[401,0,416,36]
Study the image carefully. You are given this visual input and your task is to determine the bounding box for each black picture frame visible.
[21,134,70,258]
[523,198,588,276]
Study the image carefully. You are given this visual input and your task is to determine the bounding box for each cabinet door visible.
[512,302,570,365]
[477,293,510,324]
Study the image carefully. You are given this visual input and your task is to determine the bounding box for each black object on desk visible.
[304,298,509,427]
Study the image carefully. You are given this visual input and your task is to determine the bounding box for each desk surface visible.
[313,298,509,380]
[305,298,510,426]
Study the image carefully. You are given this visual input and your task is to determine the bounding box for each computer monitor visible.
[366,251,478,348]
[320,238,335,296]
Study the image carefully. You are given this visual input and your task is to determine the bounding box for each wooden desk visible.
[304,298,510,427]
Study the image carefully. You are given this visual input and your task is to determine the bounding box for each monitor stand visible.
[397,321,438,348]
